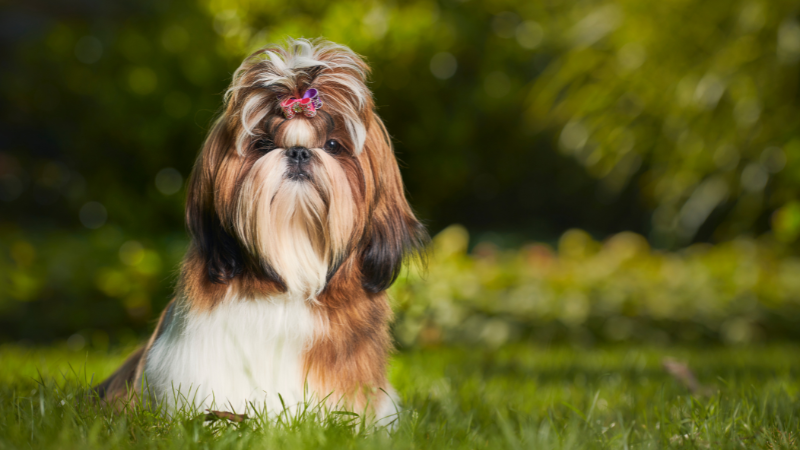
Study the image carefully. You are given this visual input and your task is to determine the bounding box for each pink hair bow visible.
[280,88,323,119]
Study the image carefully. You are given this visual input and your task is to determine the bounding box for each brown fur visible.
[304,253,393,410]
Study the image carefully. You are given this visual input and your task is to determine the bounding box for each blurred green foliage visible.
[528,0,800,248]
[392,226,800,347]
[1,0,800,343]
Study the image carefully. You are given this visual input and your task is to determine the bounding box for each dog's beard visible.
[236,148,355,297]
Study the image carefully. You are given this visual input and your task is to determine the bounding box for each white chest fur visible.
[141,295,319,415]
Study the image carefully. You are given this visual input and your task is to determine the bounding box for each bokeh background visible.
[2,0,800,349]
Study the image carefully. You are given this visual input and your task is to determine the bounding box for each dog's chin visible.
[266,177,328,296]
[235,149,355,298]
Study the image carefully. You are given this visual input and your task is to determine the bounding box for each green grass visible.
[0,343,798,449]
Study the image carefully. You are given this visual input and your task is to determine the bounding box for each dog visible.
[95,38,428,423]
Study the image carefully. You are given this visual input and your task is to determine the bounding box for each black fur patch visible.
[360,213,428,293]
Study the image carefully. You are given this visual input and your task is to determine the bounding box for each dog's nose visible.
[286,146,311,164]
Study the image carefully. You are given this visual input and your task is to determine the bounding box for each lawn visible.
[0,343,798,449]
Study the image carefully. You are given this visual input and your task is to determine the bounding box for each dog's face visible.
[185,40,427,298]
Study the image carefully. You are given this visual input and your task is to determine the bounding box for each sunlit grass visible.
[1,344,798,449]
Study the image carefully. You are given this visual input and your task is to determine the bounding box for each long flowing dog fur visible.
[95,38,428,420]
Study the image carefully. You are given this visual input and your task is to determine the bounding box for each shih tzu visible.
[95,38,428,423]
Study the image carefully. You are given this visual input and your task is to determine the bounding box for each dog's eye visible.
[254,137,275,153]
[324,139,341,155]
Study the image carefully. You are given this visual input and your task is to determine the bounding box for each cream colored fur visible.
[141,293,317,415]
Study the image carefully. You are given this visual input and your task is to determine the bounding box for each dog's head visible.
[185,39,427,298]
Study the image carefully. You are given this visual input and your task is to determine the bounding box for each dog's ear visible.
[359,115,429,293]
[185,118,244,284]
